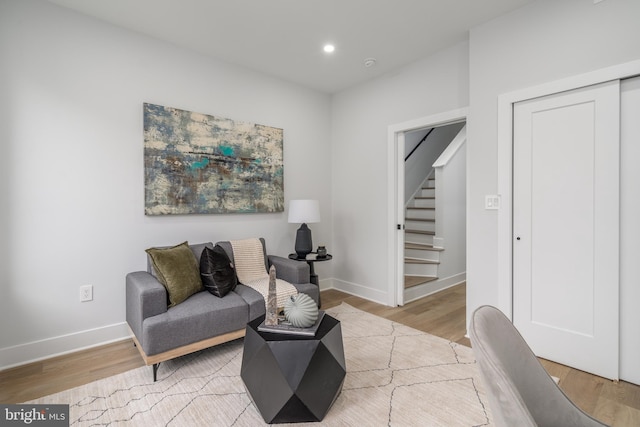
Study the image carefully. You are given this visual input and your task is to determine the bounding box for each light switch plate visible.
[485,195,501,210]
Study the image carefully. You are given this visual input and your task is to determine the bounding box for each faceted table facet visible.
[241,314,346,423]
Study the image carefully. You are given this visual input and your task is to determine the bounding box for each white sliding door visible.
[620,76,640,385]
[513,81,620,380]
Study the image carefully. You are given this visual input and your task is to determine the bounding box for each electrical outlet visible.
[80,285,93,302]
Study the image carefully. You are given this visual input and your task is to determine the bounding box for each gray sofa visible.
[126,238,319,381]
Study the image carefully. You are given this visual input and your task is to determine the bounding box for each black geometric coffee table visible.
[241,314,346,424]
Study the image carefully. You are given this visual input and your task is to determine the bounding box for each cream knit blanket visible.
[230,238,297,307]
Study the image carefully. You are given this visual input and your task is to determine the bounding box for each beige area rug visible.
[29,303,493,426]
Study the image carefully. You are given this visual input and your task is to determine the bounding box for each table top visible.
[247,313,339,341]
[288,253,333,262]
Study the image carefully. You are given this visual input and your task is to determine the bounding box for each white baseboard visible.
[403,272,466,304]
[319,278,389,306]
[319,275,465,307]
[0,322,131,371]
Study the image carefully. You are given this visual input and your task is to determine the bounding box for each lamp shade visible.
[288,200,320,224]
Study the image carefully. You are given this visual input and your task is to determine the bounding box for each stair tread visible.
[405,229,435,235]
[404,258,440,264]
[405,242,444,251]
[406,175,440,285]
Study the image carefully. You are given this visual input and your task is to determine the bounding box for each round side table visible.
[288,253,332,307]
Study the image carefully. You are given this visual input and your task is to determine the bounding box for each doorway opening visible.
[387,108,468,307]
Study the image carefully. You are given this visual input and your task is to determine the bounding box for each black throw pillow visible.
[200,244,238,297]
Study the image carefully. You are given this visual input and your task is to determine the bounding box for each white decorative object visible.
[284,293,319,328]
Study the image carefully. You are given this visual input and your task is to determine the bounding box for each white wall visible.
[404,122,464,203]
[330,42,469,302]
[403,128,432,203]
[0,0,332,369]
[435,142,466,281]
[467,0,640,321]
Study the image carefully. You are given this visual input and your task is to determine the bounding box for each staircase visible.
[404,173,442,288]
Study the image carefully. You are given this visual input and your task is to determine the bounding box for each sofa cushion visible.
[200,244,238,297]
[141,290,250,356]
[233,284,267,320]
[145,241,204,307]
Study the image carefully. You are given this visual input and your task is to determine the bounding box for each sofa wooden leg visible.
[153,363,160,382]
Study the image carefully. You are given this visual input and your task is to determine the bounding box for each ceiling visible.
[46,0,533,93]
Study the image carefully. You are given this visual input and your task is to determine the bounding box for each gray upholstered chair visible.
[469,305,609,427]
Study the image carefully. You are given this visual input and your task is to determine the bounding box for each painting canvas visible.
[143,103,284,215]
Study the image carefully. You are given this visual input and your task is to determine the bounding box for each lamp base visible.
[295,223,313,259]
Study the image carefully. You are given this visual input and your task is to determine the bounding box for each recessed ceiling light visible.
[364,58,377,67]
[323,44,335,53]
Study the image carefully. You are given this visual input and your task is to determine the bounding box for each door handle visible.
[516,237,521,240]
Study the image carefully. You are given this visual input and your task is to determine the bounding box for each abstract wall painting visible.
[143,103,284,215]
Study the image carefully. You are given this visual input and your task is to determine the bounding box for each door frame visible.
[387,108,468,307]
[496,59,640,319]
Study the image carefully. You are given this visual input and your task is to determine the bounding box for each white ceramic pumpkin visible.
[284,293,319,328]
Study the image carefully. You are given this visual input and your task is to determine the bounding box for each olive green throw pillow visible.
[146,241,204,307]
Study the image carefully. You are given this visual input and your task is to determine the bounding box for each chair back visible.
[469,305,608,427]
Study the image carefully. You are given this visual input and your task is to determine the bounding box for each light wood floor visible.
[404,275,437,289]
[1,284,639,426]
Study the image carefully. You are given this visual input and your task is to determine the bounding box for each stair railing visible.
[404,128,434,161]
